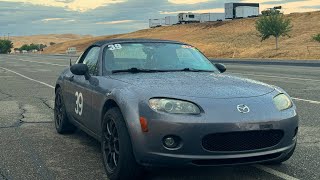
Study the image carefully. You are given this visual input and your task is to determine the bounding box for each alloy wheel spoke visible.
[107,152,112,165]
[106,121,113,136]
[112,152,118,167]
[104,132,111,142]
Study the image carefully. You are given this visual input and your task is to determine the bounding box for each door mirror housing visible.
[215,63,226,73]
[70,63,91,80]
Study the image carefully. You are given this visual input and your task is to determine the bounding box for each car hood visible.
[110,72,275,99]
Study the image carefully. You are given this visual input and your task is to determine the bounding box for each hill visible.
[44,11,320,59]
[10,34,93,50]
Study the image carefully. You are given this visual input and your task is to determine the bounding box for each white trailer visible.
[235,6,259,18]
[225,3,259,19]
[66,47,77,55]
[149,19,164,28]
[200,13,225,22]
[178,12,200,24]
[165,16,179,25]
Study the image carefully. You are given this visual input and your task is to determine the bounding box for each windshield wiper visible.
[112,68,168,74]
[112,67,214,74]
[178,68,215,72]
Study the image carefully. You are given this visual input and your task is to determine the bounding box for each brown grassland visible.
[44,11,320,60]
[10,34,92,50]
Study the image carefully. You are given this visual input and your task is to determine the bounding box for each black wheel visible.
[101,107,143,180]
[263,143,296,165]
[54,88,76,134]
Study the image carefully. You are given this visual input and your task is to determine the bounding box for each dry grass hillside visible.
[10,34,93,49]
[44,11,320,59]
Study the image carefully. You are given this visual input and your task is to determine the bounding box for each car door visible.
[64,46,100,127]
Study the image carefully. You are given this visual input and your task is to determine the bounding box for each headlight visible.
[149,98,201,114]
[273,94,293,111]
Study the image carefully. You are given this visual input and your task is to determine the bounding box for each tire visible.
[263,143,296,165]
[101,107,143,180]
[54,88,76,134]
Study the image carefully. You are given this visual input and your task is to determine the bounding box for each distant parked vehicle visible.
[225,3,259,19]
[149,19,164,28]
[178,12,200,24]
[66,47,77,55]
[200,13,225,23]
[165,16,179,26]
[262,6,283,16]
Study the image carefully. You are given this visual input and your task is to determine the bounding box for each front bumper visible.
[129,93,298,167]
[134,115,298,167]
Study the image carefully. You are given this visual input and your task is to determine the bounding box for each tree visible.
[50,42,56,46]
[0,40,13,54]
[255,13,292,49]
[19,44,31,51]
[18,43,47,51]
[313,34,320,43]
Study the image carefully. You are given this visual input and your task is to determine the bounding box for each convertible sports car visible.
[54,39,298,180]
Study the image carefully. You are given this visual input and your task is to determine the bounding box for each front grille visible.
[202,130,284,152]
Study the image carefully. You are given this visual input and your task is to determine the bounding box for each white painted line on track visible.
[0,67,55,89]
[232,72,320,83]
[253,165,300,180]
[292,97,320,104]
[17,59,67,67]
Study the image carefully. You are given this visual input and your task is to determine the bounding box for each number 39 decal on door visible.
[75,92,83,116]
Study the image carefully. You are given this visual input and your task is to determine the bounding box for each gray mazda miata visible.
[54,39,298,180]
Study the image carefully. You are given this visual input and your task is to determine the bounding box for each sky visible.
[0,0,319,36]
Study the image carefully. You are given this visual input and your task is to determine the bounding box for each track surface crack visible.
[0,103,53,129]
[38,98,54,110]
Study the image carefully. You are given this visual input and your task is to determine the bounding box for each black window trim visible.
[79,45,101,76]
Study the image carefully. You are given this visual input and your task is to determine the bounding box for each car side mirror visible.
[215,63,226,73]
[70,64,91,80]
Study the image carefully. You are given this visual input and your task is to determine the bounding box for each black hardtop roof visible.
[93,38,186,46]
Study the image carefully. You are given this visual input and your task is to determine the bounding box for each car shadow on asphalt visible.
[67,129,267,180]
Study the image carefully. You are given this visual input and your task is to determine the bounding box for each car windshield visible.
[103,42,217,73]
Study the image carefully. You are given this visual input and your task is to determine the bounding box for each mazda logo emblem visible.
[237,104,250,113]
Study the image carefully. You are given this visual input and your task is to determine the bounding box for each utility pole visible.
[7,33,10,40]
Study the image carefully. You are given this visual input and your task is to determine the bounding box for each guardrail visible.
[210,58,320,67]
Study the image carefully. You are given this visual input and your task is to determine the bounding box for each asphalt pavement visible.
[0,54,319,180]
